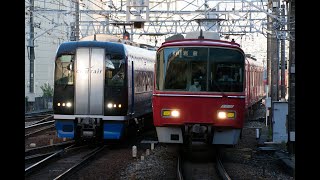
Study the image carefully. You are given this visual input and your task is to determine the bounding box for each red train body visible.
[245,55,265,109]
[152,32,265,145]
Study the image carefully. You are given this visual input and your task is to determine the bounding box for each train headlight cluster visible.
[107,103,122,109]
[57,102,72,108]
[161,109,180,118]
[217,111,235,119]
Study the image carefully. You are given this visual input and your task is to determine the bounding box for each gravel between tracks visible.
[118,103,294,180]
[25,128,70,149]
[25,104,294,179]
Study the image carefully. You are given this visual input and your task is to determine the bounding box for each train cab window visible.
[208,48,244,92]
[105,54,125,87]
[156,47,244,92]
[54,55,74,85]
[159,47,188,90]
[189,59,207,91]
[211,64,243,92]
[164,59,188,90]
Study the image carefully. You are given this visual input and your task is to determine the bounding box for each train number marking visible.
[220,105,234,108]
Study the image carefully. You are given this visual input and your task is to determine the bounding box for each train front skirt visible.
[55,118,125,140]
[156,126,241,145]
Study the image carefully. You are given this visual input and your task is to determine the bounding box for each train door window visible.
[54,55,74,85]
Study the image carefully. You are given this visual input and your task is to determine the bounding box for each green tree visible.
[40,83,53,97]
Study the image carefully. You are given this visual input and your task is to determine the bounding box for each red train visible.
[245,54,265,111]
[152,31,265,145]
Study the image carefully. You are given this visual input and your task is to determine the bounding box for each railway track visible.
[25,115,55,138]
[25,122,55,138]
[25,110,53,117]
[25,114,53,126]
[25,141,75,165]
[25,143,106,180]
[25,114,52,121]
[177,143,231,180]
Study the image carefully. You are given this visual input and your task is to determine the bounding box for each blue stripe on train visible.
[55,120,75,138]
[103,123,124,139]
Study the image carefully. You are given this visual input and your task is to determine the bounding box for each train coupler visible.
[184,124,213,143]
[76,117,102,138]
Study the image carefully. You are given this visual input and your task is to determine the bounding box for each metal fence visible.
[25,96,53,113]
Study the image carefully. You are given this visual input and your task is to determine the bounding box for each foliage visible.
[268,126,273,141]
[40,83,53,97]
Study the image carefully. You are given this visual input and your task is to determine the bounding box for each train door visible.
[75,48,105,115]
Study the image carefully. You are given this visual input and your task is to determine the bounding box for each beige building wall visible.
[25,0,74,101]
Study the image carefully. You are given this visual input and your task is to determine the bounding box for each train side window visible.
[239,68,243,83]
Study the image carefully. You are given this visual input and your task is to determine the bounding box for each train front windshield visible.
[156,47,245,92]
[54,55,75,86]
[54,53,126,87]
[105,54,125,87]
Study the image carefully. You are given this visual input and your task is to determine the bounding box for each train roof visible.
[55,40,156,62]
[56,41,125,55]
[158,39,243,53]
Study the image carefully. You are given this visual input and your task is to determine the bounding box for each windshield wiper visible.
[212,80,226,97]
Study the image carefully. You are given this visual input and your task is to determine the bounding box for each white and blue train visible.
[53,34,156,142]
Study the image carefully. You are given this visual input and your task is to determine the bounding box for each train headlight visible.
[217,111,227,119]
[107,103,122,109]
[57,102,72,107]
[217,111,235,119]
[171,110,180,117]
[66,102,72,107]
[161,109,180,118]
[107,103,113,109]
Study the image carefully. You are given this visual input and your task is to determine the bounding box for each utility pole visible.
[75,0,79,41]
[266,0,280,138]
[271,0,280,102]
[71,0,79,41]
[267,1,272,97]
[28,0,35,93]
[287,0,295,155]
[280,4,286,99]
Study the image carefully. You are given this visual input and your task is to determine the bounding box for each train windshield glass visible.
[54,55,74,85]
[156,47,244,92]
[105,53,125,87]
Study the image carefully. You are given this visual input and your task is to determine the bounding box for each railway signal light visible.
[123,31,130,40]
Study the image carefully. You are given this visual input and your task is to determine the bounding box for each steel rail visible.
[25,141,75,157]
[25,144,76,176]
[53,145,106,180]
[177,154,183,180]
[25,124,55,138]
[25,120,55,129]
[216,153,232,180]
